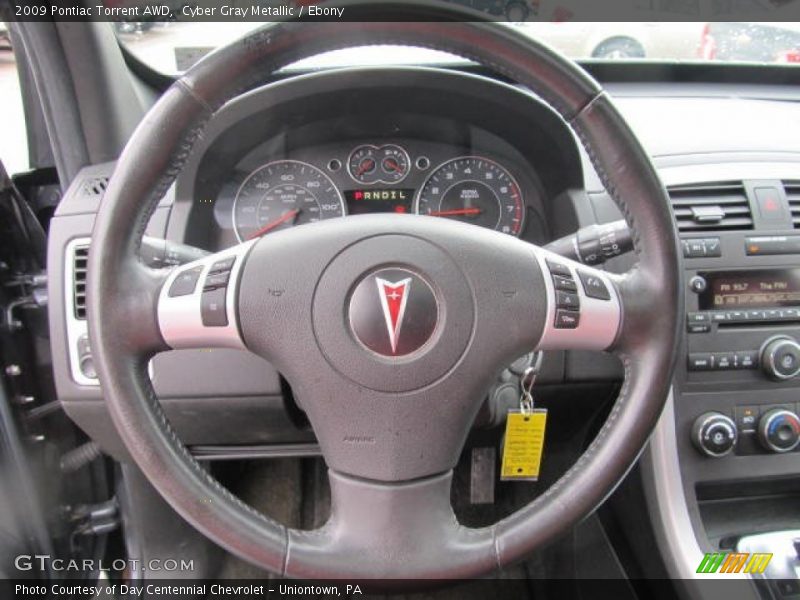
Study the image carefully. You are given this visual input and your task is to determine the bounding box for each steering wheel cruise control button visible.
[204,270,230,290]
[167,266,203,297]
[201,287,228,327]
[545,260,571,277]
[578,269,611,300]
[210,257,236,273]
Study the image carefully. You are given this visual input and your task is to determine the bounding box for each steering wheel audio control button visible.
[554,309,580,329]
[578,270,611,301]
[201,287,228,327]
[556,291,580,310]
[552,275,577,292]
[168,266,203,297]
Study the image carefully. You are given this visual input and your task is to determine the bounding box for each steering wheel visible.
[88,5,682,581]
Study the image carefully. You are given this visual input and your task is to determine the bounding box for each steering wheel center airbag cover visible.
[314,233,472,392]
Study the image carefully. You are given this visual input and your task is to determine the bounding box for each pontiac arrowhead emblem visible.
[375,277,412,354]
[348,268,438,357]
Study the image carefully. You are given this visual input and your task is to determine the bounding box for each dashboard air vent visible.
[72,245,89,319]
[668,181,753,232]
[785,181,800,229]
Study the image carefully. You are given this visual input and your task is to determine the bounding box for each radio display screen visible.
[699,269,800,310]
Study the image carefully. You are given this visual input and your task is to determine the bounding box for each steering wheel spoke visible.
[157,240,255,350]
[286,469,495,579]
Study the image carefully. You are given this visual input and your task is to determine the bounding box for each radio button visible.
[710,311,728,323]
[688,323,710,334]
[688,353,715,371]
[765,309,782,321]
[735,350,759,369]
[747,309,766,321]
[781,308,800,321]
[727,310,747,322]
[688,312,709,323]
[714,352,736,370]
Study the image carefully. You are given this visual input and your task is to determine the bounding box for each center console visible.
[661,168,800,595]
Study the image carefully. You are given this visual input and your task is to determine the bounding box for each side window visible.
[0,22,29,175]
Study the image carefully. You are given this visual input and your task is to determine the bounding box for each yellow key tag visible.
[501,409,547,481]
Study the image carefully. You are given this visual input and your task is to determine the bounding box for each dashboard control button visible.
[761,336,800,380]
[765,309,782,321]
[686,239,706,257]
[714,352,735,370]
[710,311,728,323]
[692,412,737,457]
[210,257,236,274]
[688,323,710,334]
[781,308,800,321]
[552,275,577,293]
[689,275,707,293]
[754,186,787,222]
[736,405,759,433]
[79,354,97,380]
[747,309,766,321]
[577,270,610,300]
[727,310,747,322]
[735,350,758,369]
[758,409,800,453]
[688,353,715,371]
[688,312,709,323]
[168,266,203,297]
[203,270,230,291]
[201,288,228,327]
[703,237,722,257]
[556,291,580,310]
[554,309,580,329]
[546,260,571,277]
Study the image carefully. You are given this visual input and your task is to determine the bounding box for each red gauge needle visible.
[428,208,482,217]
[247,208,300,239]
[356,159,375,177]
[383,159,400,172]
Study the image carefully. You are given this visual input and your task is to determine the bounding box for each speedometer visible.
[415,157,524,236]
[233,160,344,241]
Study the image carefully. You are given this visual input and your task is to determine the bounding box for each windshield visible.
[118,21,800,75]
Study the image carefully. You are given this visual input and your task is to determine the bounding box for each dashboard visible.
[167,68,585,253]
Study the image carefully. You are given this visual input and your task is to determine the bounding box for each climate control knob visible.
[758,409,800,453]
[761,336,800,381]
[692,412,738,458]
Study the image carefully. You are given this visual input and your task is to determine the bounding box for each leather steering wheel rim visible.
[88,3,682,582]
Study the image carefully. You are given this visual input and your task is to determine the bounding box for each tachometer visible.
[415,156,524,236]
[233,160,344,241]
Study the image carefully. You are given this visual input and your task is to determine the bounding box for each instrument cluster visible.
[219,140,539,243]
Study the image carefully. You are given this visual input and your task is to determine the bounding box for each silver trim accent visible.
[158,241,256,350]
[532,248,621,351]
[64,238,98,386]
